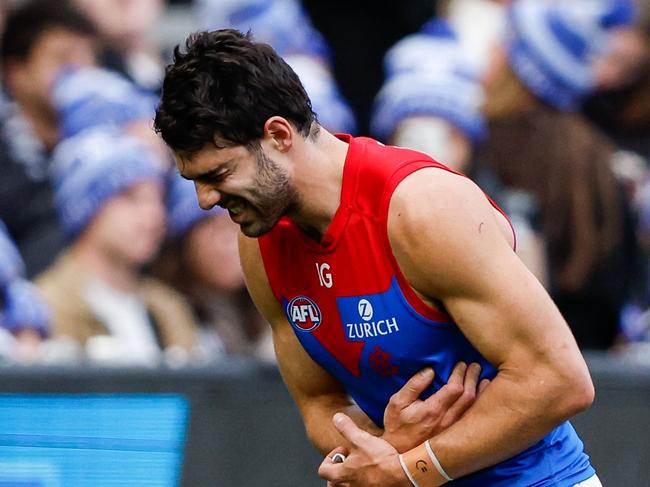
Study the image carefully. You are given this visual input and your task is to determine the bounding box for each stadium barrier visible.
[0,352,647,486]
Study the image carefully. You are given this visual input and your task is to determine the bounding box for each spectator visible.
[584,0,650,157]
[51,65,169,164]
[0,0,98,276]
[370,19,485,172]
[1,0,97,154]
[371,15,548,285]
[0,220,50,363]
[590,0,645,92]
[153,175,274,362]
[36,129,198,366]
[73,0,166,91]
[300,0,437,133]
[196,0,357,134]
[479,0,638,349]
[620,175,650,346]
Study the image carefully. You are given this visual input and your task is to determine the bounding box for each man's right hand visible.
[381,362,489,453]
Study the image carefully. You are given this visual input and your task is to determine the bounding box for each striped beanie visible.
[506,0,638,110]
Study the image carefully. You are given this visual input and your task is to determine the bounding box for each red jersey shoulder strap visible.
[258,219,292,303]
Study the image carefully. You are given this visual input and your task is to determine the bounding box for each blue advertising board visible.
[0,394,189,486]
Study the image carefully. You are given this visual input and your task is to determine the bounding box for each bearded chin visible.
[242,197,292,237]
[247,150,299,236]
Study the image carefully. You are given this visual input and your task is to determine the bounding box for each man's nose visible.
[195,183,221,210]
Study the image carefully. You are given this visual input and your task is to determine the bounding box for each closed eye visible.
[193,168,230,184]
[204,171,228,183]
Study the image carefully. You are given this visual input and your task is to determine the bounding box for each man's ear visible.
[263,116,293,152]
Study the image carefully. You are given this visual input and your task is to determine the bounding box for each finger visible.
[464,362,482,390]
[318,455,347,482]
[447,361,467,388]
[478,378,490,395]
[332,412,373,447]
[325,446,349,462]
[440,363,482,425]
[423,363,466,410]
[389,368,435,410]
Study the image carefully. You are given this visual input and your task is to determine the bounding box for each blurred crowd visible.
[0,0,649,367]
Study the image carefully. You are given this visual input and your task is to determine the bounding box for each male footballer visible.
[155,29,599,486]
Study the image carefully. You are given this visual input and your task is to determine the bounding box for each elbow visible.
[551,367,595,419]
[568,377,596,416]
[571,373,595,413]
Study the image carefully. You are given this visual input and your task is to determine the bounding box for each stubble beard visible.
[239,149,299,238]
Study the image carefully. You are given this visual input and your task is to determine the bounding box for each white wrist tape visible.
[424,441,454,482]
[398,453,421,487]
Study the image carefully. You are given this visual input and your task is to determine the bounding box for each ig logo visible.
[357,299,373,321]
[316,262,333,288]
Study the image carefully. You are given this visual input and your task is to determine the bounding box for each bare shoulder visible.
[388,167,505,238]
[386,168,576,371]
[387,167,516,299]
[238,233,285,326]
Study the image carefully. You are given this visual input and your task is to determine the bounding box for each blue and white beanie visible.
[0,220,25,285]
[166,174,224,239]
[505,0,639,111]
[371,71,486,144]
[286,56,357,134]
[383,19,475,78]
[196,0,330,60]
[371,19,486,143]
[0,221,50,336]
[52,66,158,140]
[50,128,165,238]
[2,279,50,337]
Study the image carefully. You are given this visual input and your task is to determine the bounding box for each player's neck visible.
[288,129,349,241]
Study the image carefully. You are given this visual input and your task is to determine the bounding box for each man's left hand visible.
[318,413,410,487]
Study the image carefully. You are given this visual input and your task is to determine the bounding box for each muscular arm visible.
[238,234,381,454]
[388,169,594,479]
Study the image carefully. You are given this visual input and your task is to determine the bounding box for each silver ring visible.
[331,453,346,463]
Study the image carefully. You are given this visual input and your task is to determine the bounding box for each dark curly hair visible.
[154,29,316,154]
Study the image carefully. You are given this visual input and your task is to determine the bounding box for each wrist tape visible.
[398,441,453,486]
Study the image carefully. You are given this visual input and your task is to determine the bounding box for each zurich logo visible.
[358,299,373,321]
[288,296,322,332]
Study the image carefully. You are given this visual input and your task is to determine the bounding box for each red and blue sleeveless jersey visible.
[258,135,594,486]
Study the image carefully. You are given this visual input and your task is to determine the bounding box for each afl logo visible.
[288,296,322,332]
[358,299,373,321]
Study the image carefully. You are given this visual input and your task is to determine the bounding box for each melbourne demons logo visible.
[287,296,322,332]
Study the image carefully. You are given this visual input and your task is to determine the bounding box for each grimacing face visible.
[179,142,299,238]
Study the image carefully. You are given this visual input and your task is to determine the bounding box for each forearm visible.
[424,366,592,480]
[303,400,382,454]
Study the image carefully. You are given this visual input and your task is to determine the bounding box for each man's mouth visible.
[226,201,249,224]
[228,203,244,215]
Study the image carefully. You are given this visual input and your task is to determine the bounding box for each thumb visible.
[333,412,372,447]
